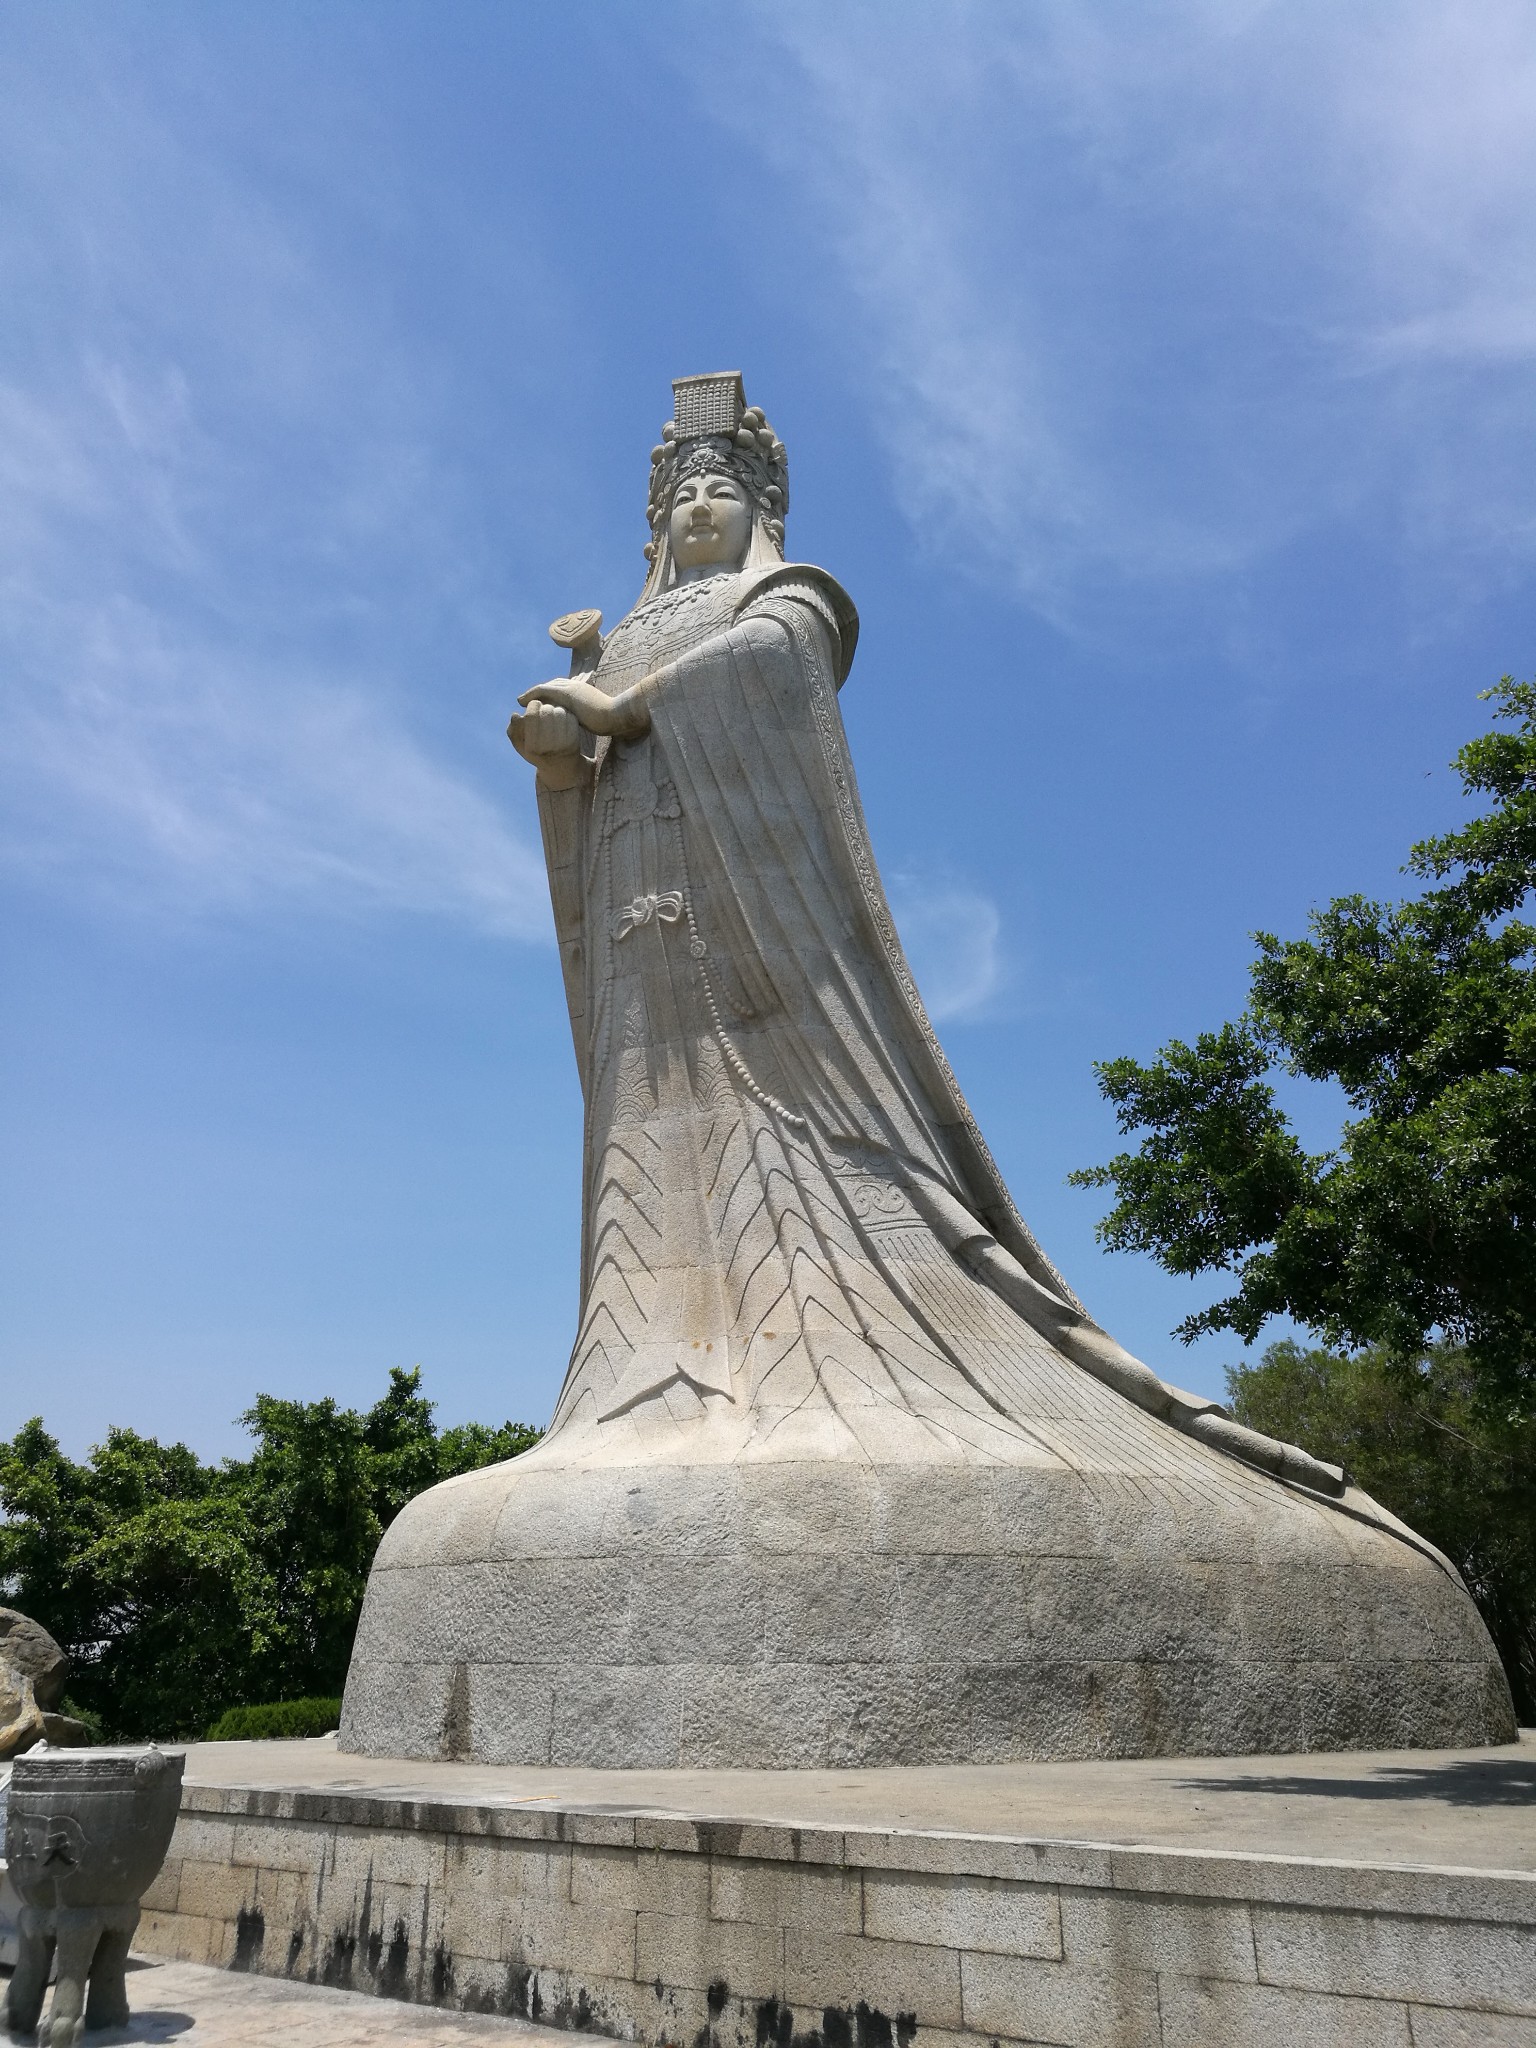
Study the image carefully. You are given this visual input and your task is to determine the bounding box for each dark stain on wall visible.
[754,1993,919,2048]
[321,1926,357,1989]
[380,1917,411,1997]
[231,1907,265,1972]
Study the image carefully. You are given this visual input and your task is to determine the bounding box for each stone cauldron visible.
[3,1747,183,2044]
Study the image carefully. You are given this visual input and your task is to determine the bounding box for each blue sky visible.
[4,2,1534,1459]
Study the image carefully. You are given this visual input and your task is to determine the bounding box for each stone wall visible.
[136,1781,1536,2047]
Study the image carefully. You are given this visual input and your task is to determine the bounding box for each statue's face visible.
[668,471,753,572]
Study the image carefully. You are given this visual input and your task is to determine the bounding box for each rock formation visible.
[0,1609,87,1756]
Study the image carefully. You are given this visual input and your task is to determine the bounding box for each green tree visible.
[0,1369,540,1740]
[1070,677,1536,1414]
[1228,1340,1536,1719]
[0,1420,253,1739]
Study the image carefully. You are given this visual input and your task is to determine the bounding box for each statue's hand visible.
[520,677,652,740]
[507,697,586,790]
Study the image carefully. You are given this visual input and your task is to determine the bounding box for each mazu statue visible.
[341,375,1514,1766]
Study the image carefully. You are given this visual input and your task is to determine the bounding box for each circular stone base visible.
[339,1441,1514,1766]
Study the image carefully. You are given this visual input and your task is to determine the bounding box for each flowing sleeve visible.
[535,773,596,1091]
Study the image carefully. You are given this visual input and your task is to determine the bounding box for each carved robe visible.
[532,567,1300,1500]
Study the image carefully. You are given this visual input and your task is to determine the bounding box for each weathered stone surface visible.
[1406,2011,1536,2048]
[179,1730,1536,1883]
[1059,1885,1258,1978]
[342,375,1516,1768]
[1253,1901,1536,2013]
[959,1950,1163,2046]
[0,1665,44,1762]
[1157,1977,1413,2048]
[0,1609,69,1709]
[863,1870,1062,1958]
[4,1746,185,2041]
[785,1923,964,2028]
[127,1745,1536,2048]
[344,1459,1511,1766]
[711,1855,863,1936]
[0,1607,72,1761]
[39,1711,89,1744]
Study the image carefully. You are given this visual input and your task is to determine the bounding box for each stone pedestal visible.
[134,1734,1536,2047]
[340,1442,1514,1768]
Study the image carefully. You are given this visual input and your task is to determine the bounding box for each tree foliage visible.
[1070,677,1536,1411]
[1228,1340,1536,1720]
[0,1369,540,1741]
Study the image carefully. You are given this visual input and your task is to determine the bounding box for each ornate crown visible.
[644,373,788,560]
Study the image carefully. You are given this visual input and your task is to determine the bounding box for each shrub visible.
[205,1696,342,1742]
[56,1696,105,1745]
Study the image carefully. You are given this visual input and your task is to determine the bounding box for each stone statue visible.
[340,374,1514,1767]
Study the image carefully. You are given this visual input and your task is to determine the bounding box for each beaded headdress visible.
[643,373,789,563]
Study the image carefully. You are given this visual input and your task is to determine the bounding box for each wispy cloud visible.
[736,1,1536,625]
[887,874,1005,1023]
[0,28,551,939]
[1328,6,1536,355]
[3,595,548,936]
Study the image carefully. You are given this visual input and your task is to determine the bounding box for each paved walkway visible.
[2,1957,574,2045]
[184,1729,1536,1873]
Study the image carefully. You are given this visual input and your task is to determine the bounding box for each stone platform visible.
[133,1734,1536,2046]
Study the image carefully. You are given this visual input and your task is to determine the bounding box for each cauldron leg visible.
[4,1915,52,2035]
[84,1907,137,2031]
[40,1909,101,2047]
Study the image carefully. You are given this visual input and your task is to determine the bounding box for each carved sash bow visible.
[614,891,684,940]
